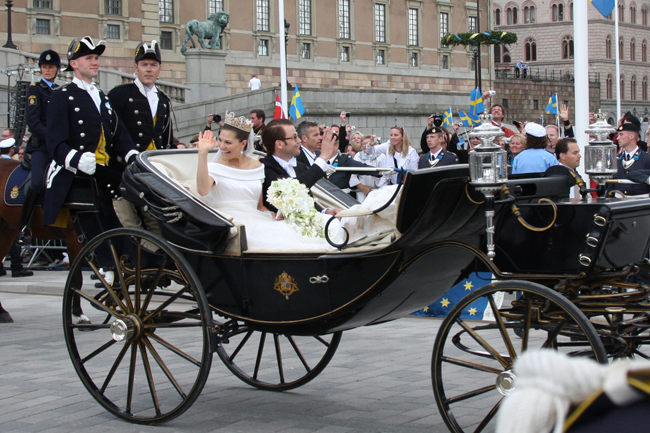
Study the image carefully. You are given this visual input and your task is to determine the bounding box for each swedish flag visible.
[289,86,305,121]
[545,94,558,115]
[590,0,615,17]
[458,110,473,127]
[469,88,484,118]
[443,107,453,127]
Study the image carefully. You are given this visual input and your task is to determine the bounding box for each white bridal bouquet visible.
[266,178,325,238]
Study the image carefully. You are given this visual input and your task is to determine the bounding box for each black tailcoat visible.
[44,81,136,225]
[261,154,325,212]
[107,82,174,152]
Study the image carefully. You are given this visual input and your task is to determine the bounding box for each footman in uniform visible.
[18,49,61,243]
[44,36,138,269]
[608,123,650,197]
[417,126,459,169]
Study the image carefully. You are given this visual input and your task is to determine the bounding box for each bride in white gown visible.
[196,113,399,252]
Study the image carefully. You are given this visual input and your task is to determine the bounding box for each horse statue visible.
[0,158,85,323]
[180,11,230,53]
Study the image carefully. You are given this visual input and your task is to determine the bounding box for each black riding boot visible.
[18,187,38,245]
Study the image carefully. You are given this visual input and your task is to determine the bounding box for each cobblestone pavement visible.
[0,270,460,433]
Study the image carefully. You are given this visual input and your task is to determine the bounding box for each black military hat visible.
[38,49,61,67]
[618,123,641,133]
[624,111,641,128]
[62,36,106,72]
[134,41,162,63]
[425,126,445,136]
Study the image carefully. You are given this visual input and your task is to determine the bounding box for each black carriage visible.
[61,146,650,432]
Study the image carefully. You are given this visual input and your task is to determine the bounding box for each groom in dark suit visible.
[261,119,338,213]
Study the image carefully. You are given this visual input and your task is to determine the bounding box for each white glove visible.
[77,152,97,175]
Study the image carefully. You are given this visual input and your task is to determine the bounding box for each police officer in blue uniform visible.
[608,123,650,197]
[44,36,137,240]
[417,126,459,169]
[18,49,61,243]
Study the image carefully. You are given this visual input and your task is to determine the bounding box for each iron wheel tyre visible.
[62,228,213,424]
[432,280,607,433]
[215,321,342,391]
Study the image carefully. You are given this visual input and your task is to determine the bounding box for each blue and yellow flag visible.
[590,0,615,17]
[545,94,558,115]
[458,110,473,127]
[289,86,305,121]
[469,87,484,117]
[442,107,453,127]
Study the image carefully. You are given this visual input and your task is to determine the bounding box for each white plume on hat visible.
[525,122,546,138]
[0,137,15,148]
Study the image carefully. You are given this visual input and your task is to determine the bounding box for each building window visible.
[524,6,535,23]
[159,0,173,23]
[468,16,477,32]
[105,0,122,15]
[643,76,648,100]
[209,0,224,14]
[620,36,624,59]
[408,8,419,46]
[619,2,624,21]
[631,38,636,60]
[341,46,350,62]
[160,31,172,49]
[256,0,270,31]
[507,7,517,24]
[621,75,625,99]
[525,38,537,61]
[641,39,648,63]
[502,99,509,109]
[34,0,52,8]
[533,100,539,110]
[631,76,637,100]
[569,2,573,19]
[470,55,476,71]
[631,5,637,23]
[494,45,501,63]
[35,18,50,35]
[495,9,501,25]
[339,0,350,39]
[607,74,613,99]
[299,0,311,35]
[643,6,648,25]
[410,52,418,67]
[552,4,557,21]
[375,3,386,43]
[106,24,120,39]
[301,42,311,59]
[258,39,269,56]
[606,35,612,58]
[441,54,449,69]
[562,36,574,59]
[439,12,449,46]
[377,49,385,65]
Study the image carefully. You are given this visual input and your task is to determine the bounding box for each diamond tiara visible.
[223,111,252,132]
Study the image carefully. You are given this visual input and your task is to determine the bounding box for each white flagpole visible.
[614,5,621,120]
[573,0,590,180]
[278,0,288,116]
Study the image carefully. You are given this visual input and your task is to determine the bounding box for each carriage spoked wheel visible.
[432,280,607,433]
[215,320,342,391]
[62,228,213,424]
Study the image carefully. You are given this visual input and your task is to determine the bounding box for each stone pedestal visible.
[183,49,228,103]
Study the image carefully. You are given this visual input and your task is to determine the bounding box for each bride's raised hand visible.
[198,130,216,155]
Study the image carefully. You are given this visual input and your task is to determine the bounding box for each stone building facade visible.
[493,0,650,123]
[0,0,493,97]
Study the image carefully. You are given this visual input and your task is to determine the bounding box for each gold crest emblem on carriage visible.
[10,186,19,199]
[274,271,299,300]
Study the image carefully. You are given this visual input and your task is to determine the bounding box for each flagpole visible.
[278,0,288,116]
[573,0,589,180]
[614,5,621,120]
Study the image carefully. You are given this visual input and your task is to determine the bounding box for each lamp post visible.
[284,19,292,90]
[3,0,18,49]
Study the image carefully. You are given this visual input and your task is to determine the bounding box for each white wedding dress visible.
[201,162,399,253]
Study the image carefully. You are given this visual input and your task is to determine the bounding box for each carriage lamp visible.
[584,110,617,186]
[468,114,508,260]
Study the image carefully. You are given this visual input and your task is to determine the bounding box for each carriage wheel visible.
[215,321,342,391]
[432,280,606,433]
[62,228,213,424]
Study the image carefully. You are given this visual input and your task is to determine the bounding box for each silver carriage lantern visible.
[584,110,617,186]
[468,114,508,260]
[468,114,508,193]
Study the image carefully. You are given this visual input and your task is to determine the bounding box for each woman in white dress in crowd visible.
[350,135,388,202]
[365,126,419,184]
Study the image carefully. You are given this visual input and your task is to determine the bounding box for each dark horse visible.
[0,158,84,323]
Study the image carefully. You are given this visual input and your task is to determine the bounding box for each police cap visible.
[38,49,61,67]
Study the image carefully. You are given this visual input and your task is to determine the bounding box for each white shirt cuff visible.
[314,158,328,171]
[65,149,78,174]
[125,150,139,163]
